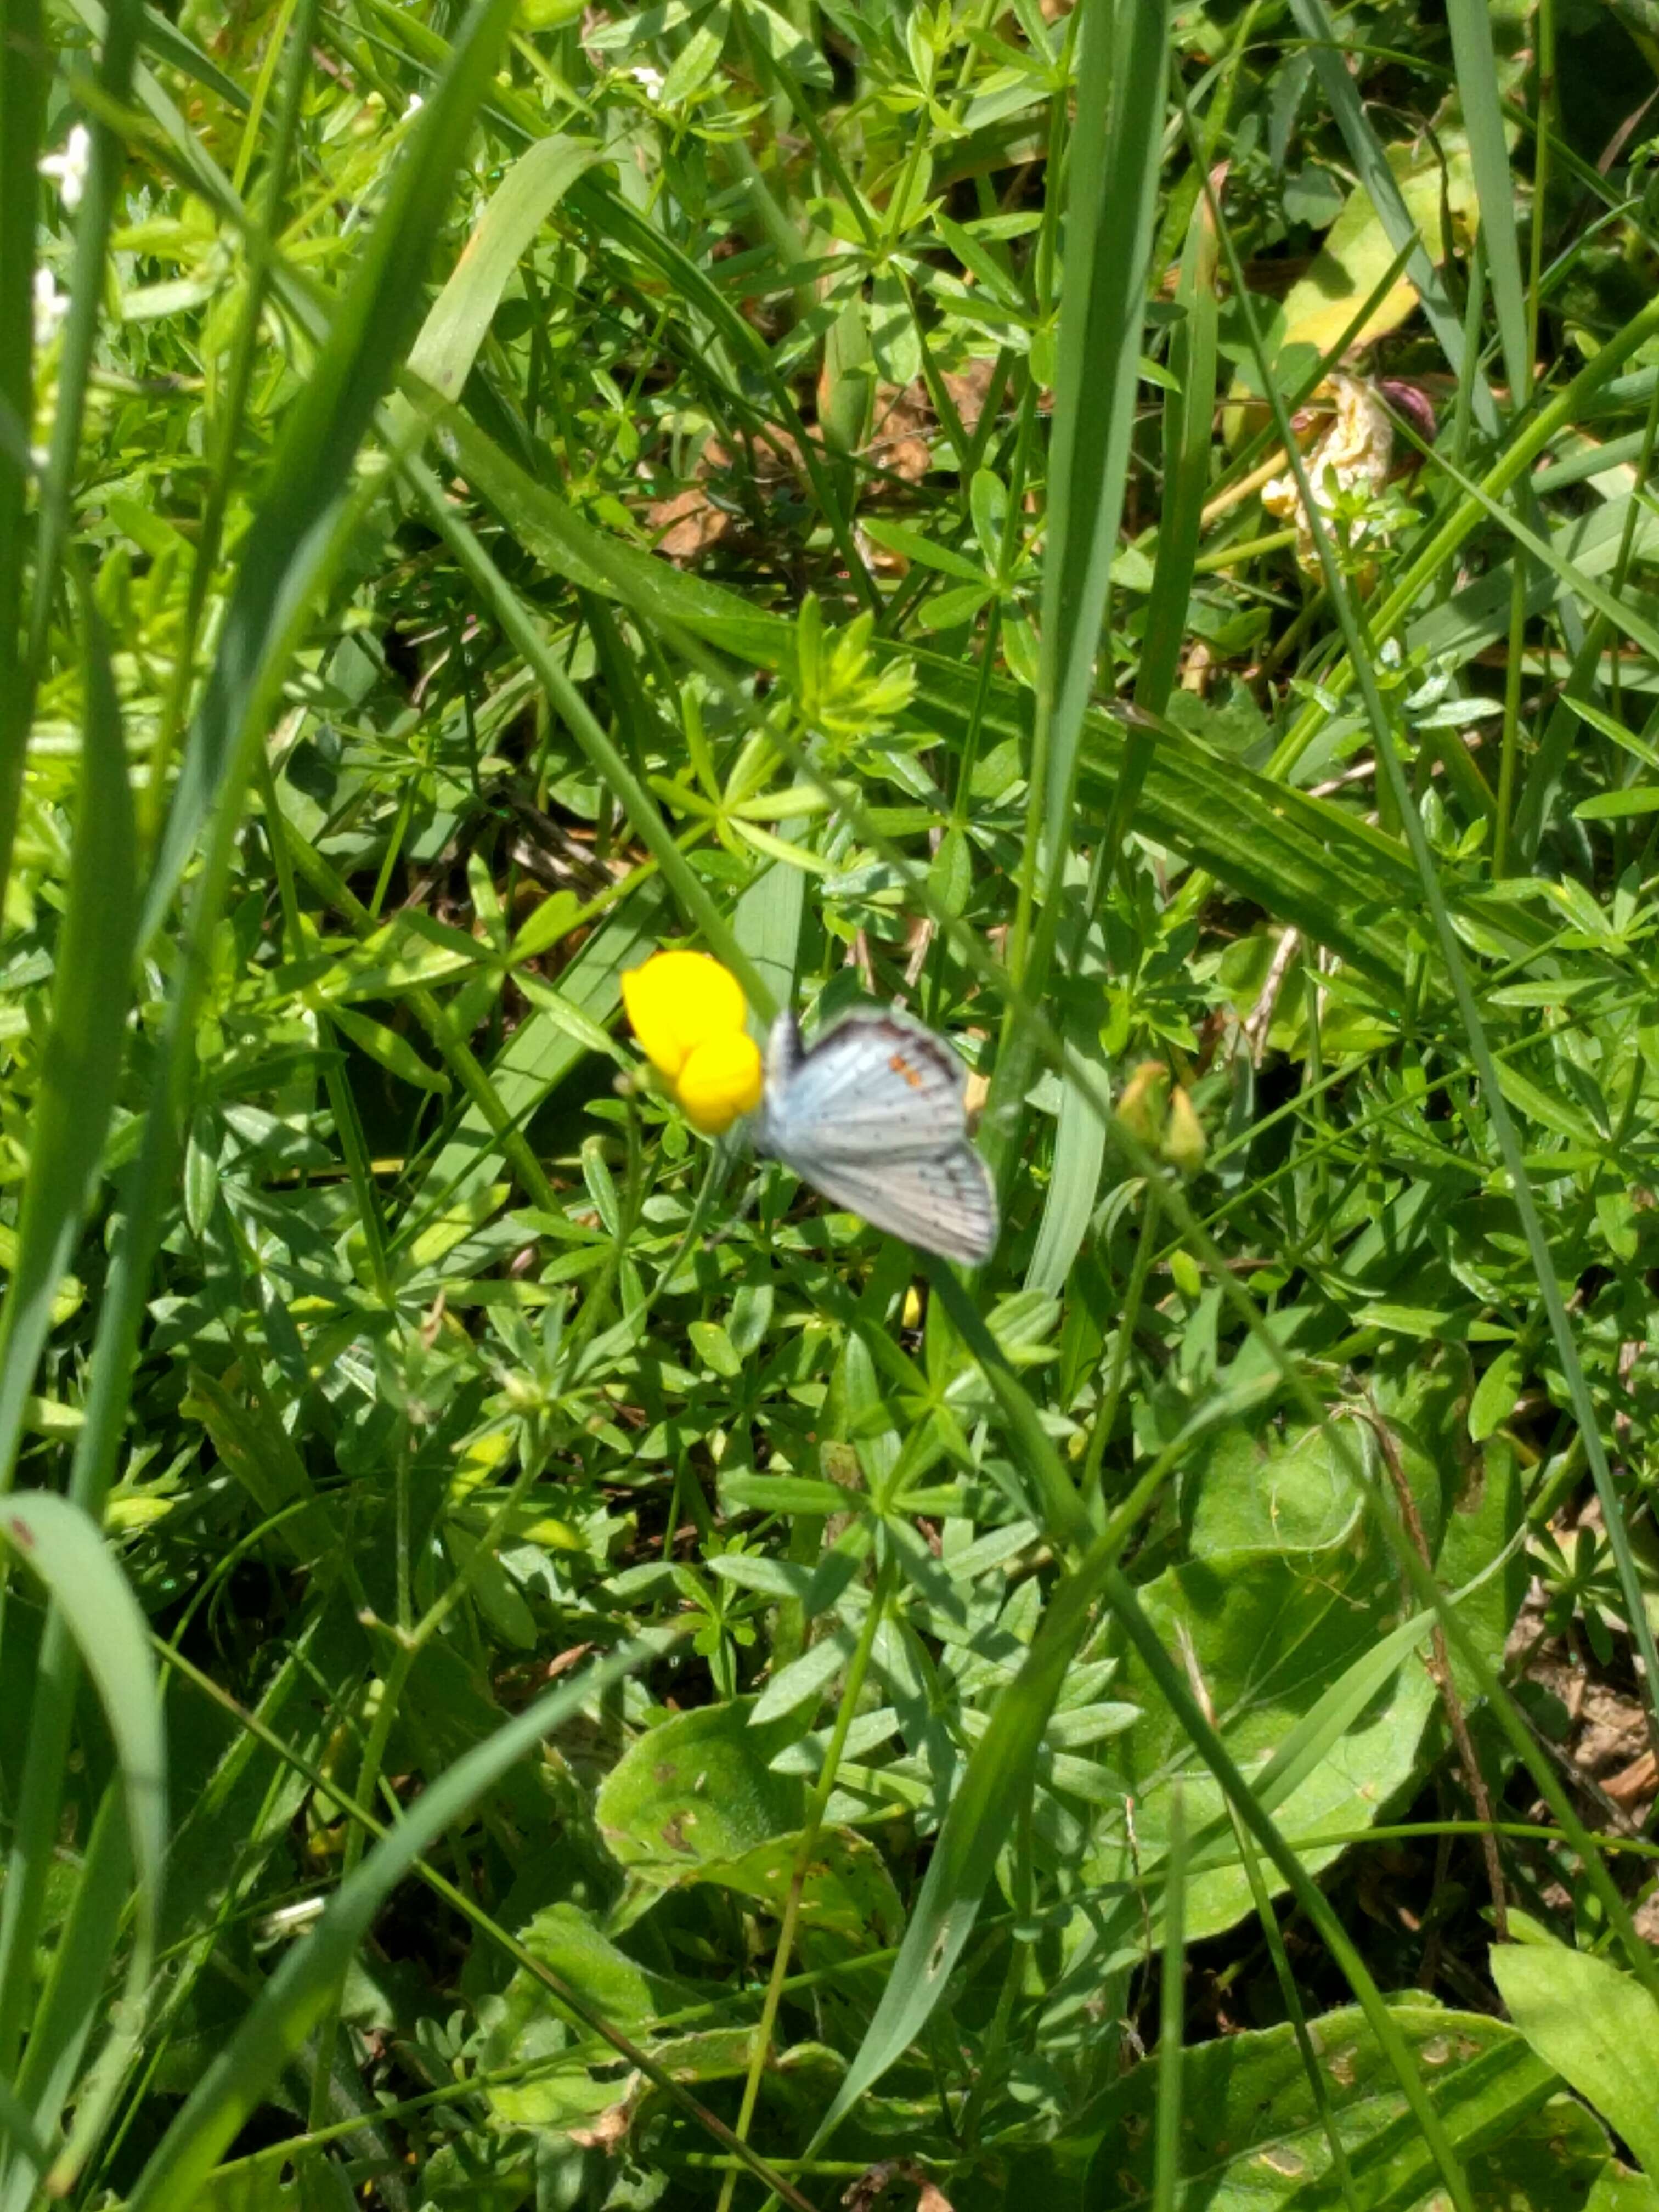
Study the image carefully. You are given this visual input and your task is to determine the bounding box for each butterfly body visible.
[754,1010,998,1265]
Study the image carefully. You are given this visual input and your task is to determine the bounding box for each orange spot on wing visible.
[889,1052,926,1090]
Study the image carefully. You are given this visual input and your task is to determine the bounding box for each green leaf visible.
[326,1003,452,1094]
[404,133,604,404]
[1573,787,1659,820]
[595,1697,806,1883]
[1492,1936,1659,2178]
[1469,1348,1519,1442]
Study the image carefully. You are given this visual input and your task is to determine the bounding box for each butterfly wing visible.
[758,1012,998,1262]
[761,1013,969,1157]
[774,1139,998,1263]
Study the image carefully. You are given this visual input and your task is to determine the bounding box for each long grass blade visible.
[0,1493,166,2188]
[1445,0,1531,406]
[142,0,522,941]
[0,577,136,1493]
[1028,0,1169,929]
[0,0,48,906]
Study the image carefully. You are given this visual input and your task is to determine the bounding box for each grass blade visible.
[403,132,603,404]
[0,1493,166,2188]
[1027,0,1170,930]
[1445,0,1531,405]
[0,0,47,906]
[1153,1782,1187,2212]
[1136,179,1221,721]
[0,578,136,1493]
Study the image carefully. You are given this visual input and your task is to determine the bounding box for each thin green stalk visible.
[1526,0,1555,379]
[1152,1781,1186,2212]
[1494,555,1528,876]
[0,0,48,915]
[718,1553,898,2212]
[1082,1181,1160,1499]
[1226,1801,1362,2212]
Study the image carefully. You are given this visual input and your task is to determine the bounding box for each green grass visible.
[4,2,1659,2209]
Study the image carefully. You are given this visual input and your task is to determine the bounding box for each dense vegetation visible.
[4,0,1659,2207]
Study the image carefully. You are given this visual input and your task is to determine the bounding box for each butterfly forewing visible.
[763,1014,967,1156]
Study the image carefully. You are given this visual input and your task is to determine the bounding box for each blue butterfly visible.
[753,1009,998,1265]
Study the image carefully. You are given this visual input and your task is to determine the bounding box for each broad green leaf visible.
[1492,1936,1659,2178]
[595,1698,806,1882]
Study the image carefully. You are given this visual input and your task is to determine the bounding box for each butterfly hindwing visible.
[781,1140,998,1265]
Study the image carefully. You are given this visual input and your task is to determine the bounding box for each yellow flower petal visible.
[675,1031,763,1135]
[621,950,748,1080]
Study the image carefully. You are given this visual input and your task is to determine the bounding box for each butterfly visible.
[753,1008,998,1265]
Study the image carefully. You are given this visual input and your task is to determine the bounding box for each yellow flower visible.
[676,1031,763,1134]
[621,950,762,1136]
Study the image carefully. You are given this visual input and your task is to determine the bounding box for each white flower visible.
[404,92,424,117]
[32,266,67,348]
[627,64,665,97]
[39,123,92,213]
